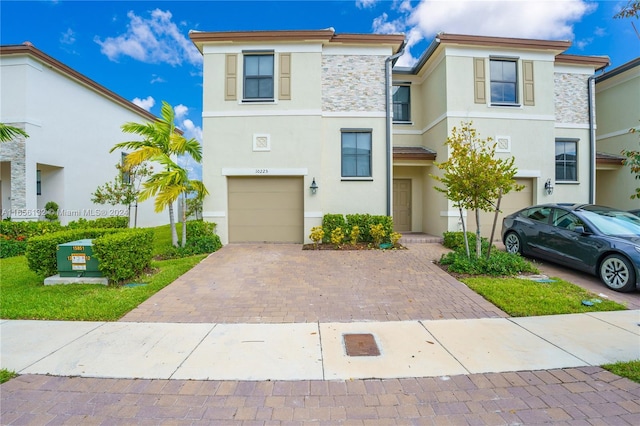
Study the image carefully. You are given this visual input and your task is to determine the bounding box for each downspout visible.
[587,75,596,204]
[385,42,406,216]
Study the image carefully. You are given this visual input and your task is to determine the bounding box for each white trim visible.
[253,133,271,152]
[0,117,43,127]
[597,128,634,141]
[322,111,386,118]
[515,170,542,178]
[203,109,322,118]
[203,44,322,54]
[203,211,226,218]
[448,111,555,121]
[322,45,392,56]
[555,123,590,129]
[440,210,463,217]
[304,211,324,218]
[222,168,308,176]
[445,46,555,63]
[554,65,596,75]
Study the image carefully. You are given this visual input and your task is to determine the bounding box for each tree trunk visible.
[475,208,482,258]
[168,202,178,247]
[459,206,470,259]
[487,189,503,259]
[181,193,187,248]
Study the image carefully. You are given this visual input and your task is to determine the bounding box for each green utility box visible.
[56,239,102,277]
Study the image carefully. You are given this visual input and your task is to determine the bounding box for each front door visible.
[393,179,411,232]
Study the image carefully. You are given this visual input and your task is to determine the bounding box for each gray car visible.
[502,203,640,292]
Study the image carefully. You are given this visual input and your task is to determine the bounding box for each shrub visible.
[67,217,129,229]
[44,201,59,222]
[0,220,62,239]
[349,225,360,245]
[390,232,402,246]
[93,229,154,283]
[25,228,121,276]
[309,226,324,247]
[330,227,345,247]
[345,214,373,242]
[442,231,489,252]
[156,220,222,259]
[440,248,538,276]
[186,219,216,237]
[322,214,346,243]
[370,223,386,246]
[0,236,27,258]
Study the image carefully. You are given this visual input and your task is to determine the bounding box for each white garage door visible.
[466,178,533,241]
[228,176,304,243]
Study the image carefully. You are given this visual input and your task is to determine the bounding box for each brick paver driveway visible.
[120,243,507,323]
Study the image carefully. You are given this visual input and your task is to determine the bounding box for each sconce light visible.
[544,179,554,195]
[310,177,318,194]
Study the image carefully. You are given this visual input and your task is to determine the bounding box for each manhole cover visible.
[343,333,380,356]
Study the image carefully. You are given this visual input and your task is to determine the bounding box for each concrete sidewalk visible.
[2,310,638,382]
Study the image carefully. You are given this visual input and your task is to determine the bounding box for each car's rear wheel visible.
[599,254,636,292]
[504,232,522,255]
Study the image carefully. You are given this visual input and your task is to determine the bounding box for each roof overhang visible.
[596,151,626,170]
[393,147,437,166]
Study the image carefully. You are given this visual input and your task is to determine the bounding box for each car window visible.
[580,209,640,236]
[524,206,552,223]
[552,209,584,231]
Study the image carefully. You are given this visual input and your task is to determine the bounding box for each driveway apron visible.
[120,243,508,324]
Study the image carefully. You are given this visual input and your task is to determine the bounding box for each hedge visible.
[67,217,129,229]
[321,213,395,244]
[93,229,154,283]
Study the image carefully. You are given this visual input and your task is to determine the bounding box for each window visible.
[121,152,130,184]
[556,140,577,181]
[392,85,410,122]
[341,131,372,177]
[552,209,584,231]
[523,206,551,224]
[243,54,274,100]
[36,170,41,195]
[490,59,517,104]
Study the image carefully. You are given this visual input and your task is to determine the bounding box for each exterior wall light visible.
[545,179,554,195]
[310,177,318,194]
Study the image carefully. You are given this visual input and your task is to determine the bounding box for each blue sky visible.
[2,0,639,176]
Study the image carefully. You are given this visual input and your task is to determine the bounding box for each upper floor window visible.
[556,140,577,181]
[490,59,517,105]
[243,53,274,100]
[392,85,411,122]
[341,130,372,178]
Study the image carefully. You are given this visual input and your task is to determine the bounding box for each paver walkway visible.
[121,243,507,323]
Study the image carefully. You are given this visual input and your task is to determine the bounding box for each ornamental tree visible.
[432,122,523,258]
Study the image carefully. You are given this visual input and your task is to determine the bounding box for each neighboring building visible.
[595,57,640,211]
[191,30,610,244]
[0,43,168,227]
[190,29,404,243]
[392,33,609,238]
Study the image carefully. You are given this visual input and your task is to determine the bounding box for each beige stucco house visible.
[0,43,168,227]
[595,57,640,211]
[191,30,610,244]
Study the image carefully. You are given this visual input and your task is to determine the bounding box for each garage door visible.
[466,178,533,241]
[228,176,303,243]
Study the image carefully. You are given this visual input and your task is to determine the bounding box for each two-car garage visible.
[227,176,304,243]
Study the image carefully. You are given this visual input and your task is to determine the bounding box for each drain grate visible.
[343,333,380,356]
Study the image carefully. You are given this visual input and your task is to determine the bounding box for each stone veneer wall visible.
[555,73,590,124]
[321,55,386,112]
[0,136,27,209]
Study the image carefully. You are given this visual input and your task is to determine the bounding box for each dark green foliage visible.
[322,214,347,243]
[67,217,129,229]
[25,229,121,276]
[0,237,27,258]
[156,220,222,259]
[442,231,489,252]
[0,220,63,239]
[44,201,59,221]
[93,229,154,283]
[440,247,538,276]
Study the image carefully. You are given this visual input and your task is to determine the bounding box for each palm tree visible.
[0,123,29,142]
[110,101,205,247]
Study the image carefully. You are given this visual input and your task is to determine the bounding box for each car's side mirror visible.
[574,225,588,234]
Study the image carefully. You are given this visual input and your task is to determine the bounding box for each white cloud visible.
[150,75,166,84]
[60,28,76,45]
[174,104,189,120]
[179,118,203,143]
[95,9,202,67]
[132,96,155,111]
[372,0,597,66]
[356,0,379,9]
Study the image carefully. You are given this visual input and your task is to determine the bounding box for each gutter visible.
[385,42,406,216]
[587,75,596,204]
